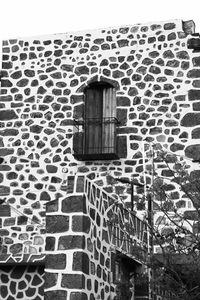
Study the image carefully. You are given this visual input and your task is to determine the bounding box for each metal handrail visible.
[73,117,120,158]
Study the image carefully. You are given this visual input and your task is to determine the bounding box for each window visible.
[73,82,119,160]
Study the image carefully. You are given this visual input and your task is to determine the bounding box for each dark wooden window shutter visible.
[85,87,103,154]
[102,87,116,154]
[73,82,118,160]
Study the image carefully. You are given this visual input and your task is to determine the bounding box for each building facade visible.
[0,19,200,300]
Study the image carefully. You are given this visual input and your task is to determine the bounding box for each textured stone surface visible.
[45,272,58,289]
[0,265,44,299]
[72,215,91,233]
[61,274,85,289]
[181,113,200,127]
[73,251,90,275]
[62,195,87,213]
[46,215,69,233]
[1,19,200,300]
[46,253,66,269]
[45,290,67,300]
[0,110,18,120]
[58,235,85,250]
[185,144,200,160]
[188,89,200,100]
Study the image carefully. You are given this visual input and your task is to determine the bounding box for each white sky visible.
[0,0,200,41]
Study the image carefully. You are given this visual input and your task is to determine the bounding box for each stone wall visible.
[45,176,147,300]
[1,18,200,299]
[0,264,44,299]
[1,19,200,218]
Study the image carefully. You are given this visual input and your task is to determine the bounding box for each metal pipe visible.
[131,183,134,211]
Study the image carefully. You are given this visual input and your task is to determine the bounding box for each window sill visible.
[73,152,119,161]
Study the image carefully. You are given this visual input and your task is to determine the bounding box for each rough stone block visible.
[0,109,18,120]
[3,218,15,227]
[77,166,90,173]
[73,103,84,119]
[46,165,58,173]
[10,243,23,255]
[45,272,58,289]
[0,229,9,236]
[73,251,89,275]
[102,230,109,243]
[45,237,55,251]
[46,215,69,233]
[0,205,11,217]
[72,215,91,233]
[46,199,58,212]
[192,56,200,67]
[0,185,10,196]
[70,292,88,300]
[170,143,184,152]
[187,69,200,78]
[97,264,102,278]
[58,235,85,250]
[181,113,200,127]
[46,253,66,269]
[192,127,200,139]
[62,195,87,213]
[185,144,200,161]
[67,176,75,193]
[193,102,200,111]
[33,236,44,245]
[182,20,195,34]
[76,176,85,193]
[117,108,127,126]
[45,290,67,300]
[117,136,127,158]
[188,89,200,101]
[17,216,28,225]
[192,80,200,88]
[61,274,85,289]
[75,66,89,75]
[2,62,12,69]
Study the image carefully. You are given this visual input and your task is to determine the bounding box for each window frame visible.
[73,81,119,160]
